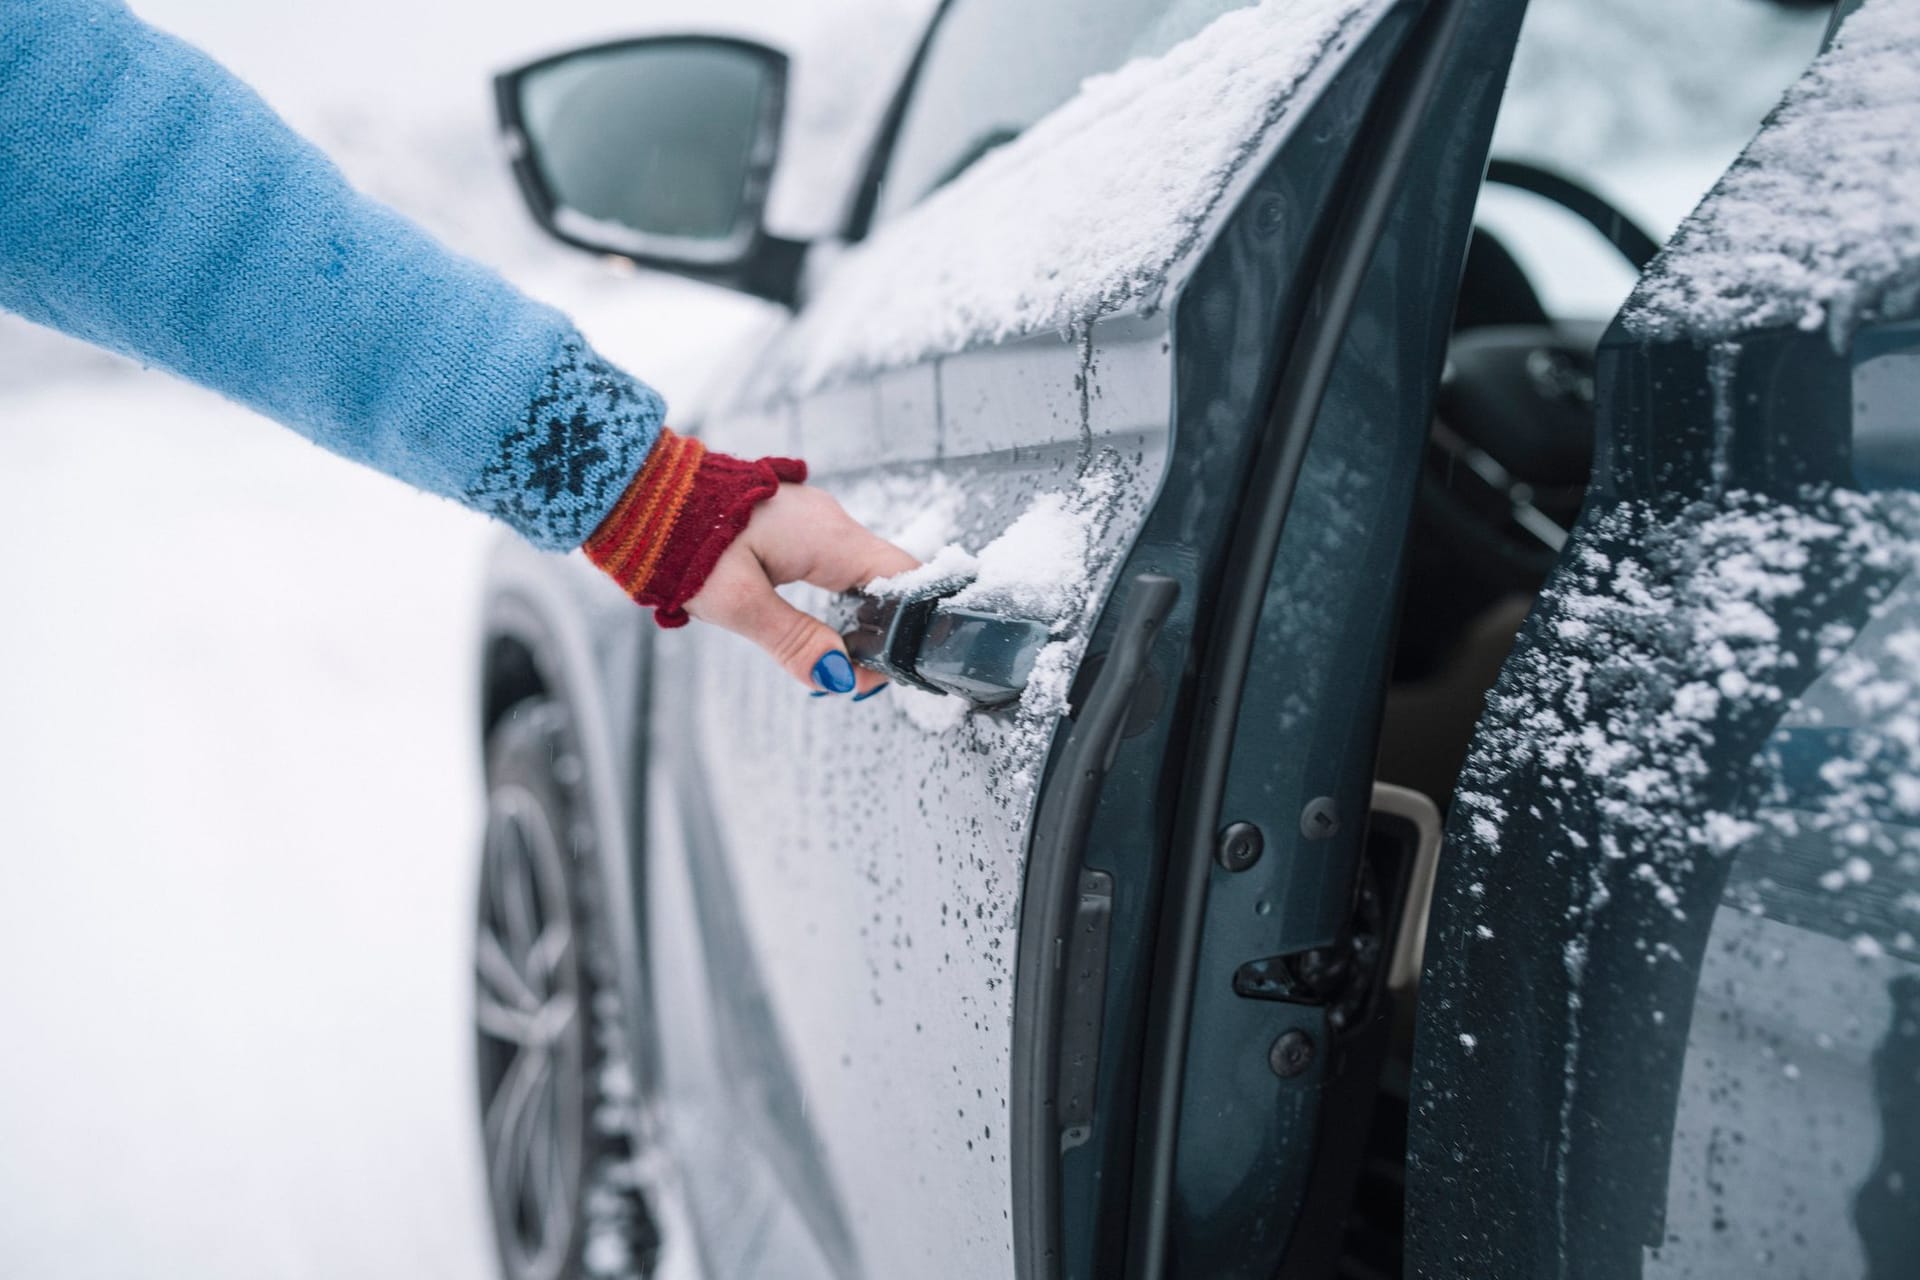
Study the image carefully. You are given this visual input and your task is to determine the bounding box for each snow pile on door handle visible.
[753,0,1385,396]
[1622,0,1920,345]
[865,478,1115,623]
[844,456,1133,743]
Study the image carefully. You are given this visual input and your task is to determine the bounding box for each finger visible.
[808,524,921,594]
[778,513,908,694]
[690,558,865,693]
[774,492,920,593]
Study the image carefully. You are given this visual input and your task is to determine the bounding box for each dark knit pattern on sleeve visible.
[461,337,666,550]
[0,0,667,553]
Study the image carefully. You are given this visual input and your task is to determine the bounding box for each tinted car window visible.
[874,0,1256,223]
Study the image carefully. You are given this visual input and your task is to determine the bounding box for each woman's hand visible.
[683,483,918,697]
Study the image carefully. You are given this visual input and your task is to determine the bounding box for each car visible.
[467,0,1920,1276]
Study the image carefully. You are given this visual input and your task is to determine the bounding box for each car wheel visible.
[476,699,658,1280]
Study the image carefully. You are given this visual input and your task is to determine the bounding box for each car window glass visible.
[1480,0,1829,323]
[873,0,1256,224]
[520,42,771,244]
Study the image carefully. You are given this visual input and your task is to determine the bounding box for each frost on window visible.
[1460,488,1920,885]
[1424,481,1920,1274]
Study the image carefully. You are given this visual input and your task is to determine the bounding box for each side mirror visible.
[495,36,803,304]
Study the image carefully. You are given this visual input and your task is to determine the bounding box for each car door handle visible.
[840,584,1052,708]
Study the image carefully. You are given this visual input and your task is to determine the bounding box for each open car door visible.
[1410,3,1920,1277]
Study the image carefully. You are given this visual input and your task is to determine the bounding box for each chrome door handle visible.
[840,584,1052,708]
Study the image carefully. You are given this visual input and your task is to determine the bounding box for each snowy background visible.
[0,0,1826,1276]
[0,2,903,1276]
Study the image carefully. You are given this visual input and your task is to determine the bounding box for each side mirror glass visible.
[497,37,788,278]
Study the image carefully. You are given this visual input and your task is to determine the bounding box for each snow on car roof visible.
[1622,0,1920,345]
[747,0,1389,398]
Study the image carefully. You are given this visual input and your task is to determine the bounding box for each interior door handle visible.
[840,584,1052,708]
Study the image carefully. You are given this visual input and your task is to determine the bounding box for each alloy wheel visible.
[476,784,588,1280]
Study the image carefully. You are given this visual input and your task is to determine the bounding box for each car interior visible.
[1277,157,1672,1275]
[1331,0,1844,1267]
[1336,161,1695,1278]
[1379,162,1654,812]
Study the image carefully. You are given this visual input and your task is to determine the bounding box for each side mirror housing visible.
[495,36,803,305]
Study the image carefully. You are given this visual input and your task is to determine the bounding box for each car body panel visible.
[1140,3,1528,1271]
[1032,8,1434,1274]
[647,312,1173,1276]
[636,2,1440,1272]
[1079,1,1538,1272]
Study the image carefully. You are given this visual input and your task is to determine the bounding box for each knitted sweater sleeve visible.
[0,0,664,552]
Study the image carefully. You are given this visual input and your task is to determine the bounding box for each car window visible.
[872,0,1257,224]
[1478,0,1829,323]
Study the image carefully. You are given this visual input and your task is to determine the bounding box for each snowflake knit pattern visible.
[0,0,665,551]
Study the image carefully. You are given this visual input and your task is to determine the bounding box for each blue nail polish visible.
[811,651,856,694]
[853,683,890,702]
[809,691,828,698]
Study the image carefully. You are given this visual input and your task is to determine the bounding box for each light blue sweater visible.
[0,0,666,551]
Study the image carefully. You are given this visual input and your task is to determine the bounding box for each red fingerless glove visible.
[583,427,808,628]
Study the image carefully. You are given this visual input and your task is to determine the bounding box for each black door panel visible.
[1409,4,1920,1273]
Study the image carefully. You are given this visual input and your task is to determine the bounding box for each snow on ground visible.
[0,371,503,1279]
[0,287,756,1280]
[0,3,781,1276]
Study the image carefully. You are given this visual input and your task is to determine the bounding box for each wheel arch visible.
[478,534,658,1098]
[481,631,548,754]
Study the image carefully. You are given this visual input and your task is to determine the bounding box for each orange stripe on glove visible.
[583,427,808,628]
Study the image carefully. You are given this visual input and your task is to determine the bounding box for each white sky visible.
[130,0,725,128]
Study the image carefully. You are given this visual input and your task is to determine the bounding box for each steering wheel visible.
[1482,159,1661,273]
[1400,161,1660,677]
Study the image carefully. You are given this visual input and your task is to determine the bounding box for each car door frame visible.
[750,0,1536,1273]
[986,0,1534,1274]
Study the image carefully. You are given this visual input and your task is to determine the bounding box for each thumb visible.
[798,520,923,594]
[686,549,865,693]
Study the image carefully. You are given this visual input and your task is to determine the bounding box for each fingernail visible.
[811,651,856,694]
[809,691,828,698]
[853,683,889,702]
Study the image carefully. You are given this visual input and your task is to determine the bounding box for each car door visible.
[641,0,1528,1276]
[1409,3,1920,1277]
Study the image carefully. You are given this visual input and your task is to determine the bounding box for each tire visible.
[476,699,658,1280]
